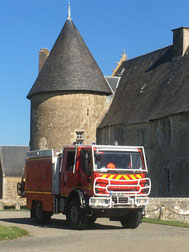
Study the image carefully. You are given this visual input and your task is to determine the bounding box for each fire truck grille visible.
[112,197,128,204]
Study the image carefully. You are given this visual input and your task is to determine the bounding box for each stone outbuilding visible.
[0,146,29,208]
[97,27,189,197]
[27,8,112,150]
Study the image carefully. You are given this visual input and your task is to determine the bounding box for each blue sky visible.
[0,0,189,146]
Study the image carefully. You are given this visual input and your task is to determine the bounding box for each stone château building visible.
[0,5,119,208]
[2,3,189,211]
[97,27,189,197]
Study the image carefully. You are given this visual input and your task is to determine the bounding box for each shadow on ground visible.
[0,217,122,230]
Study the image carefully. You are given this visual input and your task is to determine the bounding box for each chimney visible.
[39,48,49,72]
[172,27,189,57]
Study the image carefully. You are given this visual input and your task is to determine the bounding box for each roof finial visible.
[121,49,127,61]
[112,49,127,76]
[67,0,71,20]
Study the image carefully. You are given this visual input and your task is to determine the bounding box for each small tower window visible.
[87,108,89,116]
[76,131,85,144]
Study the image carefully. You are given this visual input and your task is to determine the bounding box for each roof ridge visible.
[126,45,172,63]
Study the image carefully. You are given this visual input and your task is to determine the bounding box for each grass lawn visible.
[143,217,189,228]
[0,225,29,241]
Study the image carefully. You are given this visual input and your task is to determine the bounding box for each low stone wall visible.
[0,177,26,210]
[145,198,189,224]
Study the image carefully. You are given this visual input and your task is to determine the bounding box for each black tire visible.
[34,202,51,225]
[120,210,143,229]
[17,182,22,196]
[67,198,89,229]
[89,215,97,224]
[17,181,25,197]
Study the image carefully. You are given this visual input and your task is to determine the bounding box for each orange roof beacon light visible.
[107,162,116,169]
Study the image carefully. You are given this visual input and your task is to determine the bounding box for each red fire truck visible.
[18,144,151,229]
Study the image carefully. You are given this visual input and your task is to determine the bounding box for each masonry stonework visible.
[97,113,189,197]
[146,198,189,224]
[0,177,26,209]
[30,92,109,150]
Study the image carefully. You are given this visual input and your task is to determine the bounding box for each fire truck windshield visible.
[94,151,143,171]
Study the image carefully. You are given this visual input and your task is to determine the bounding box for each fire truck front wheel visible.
[120,209,143,229]
[67,198,89,229]
[33,201,52,225]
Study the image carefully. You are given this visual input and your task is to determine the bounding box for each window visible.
[66,151,75,171]
[81,149,92,173]
[119,68,125,76]
[137,129,147,146]
[76,131,85,145]
[95,151,143,170]
[159,120,172,146]
[114,127,125,145]
[166,169,170,193]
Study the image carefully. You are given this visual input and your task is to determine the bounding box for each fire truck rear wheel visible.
[120,210,142,229]
[34,202,51,225]
[67,198,89,229]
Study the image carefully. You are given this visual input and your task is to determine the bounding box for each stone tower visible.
[27,6,112,150]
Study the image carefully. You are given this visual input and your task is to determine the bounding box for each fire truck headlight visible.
[143,183,149,194]
[90,198,110,207]
[137,198,148,206]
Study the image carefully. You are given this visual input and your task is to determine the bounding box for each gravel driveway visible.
[0,211,189,252]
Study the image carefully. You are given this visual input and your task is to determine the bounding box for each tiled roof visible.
[0,146,29,177]
[99,45,189,128]
[27,19,112,99]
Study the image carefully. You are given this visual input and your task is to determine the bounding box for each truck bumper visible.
[89,195,148,209]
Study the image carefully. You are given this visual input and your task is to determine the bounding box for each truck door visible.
[60,148,76,197]
[76,148,92,194]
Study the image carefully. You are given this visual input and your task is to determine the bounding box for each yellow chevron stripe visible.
[115,175,122,180]
[102,174,107,178]
[123,175,130,180]
[130,175,136,180]
[109,175,115,179]
[136,174,142,179]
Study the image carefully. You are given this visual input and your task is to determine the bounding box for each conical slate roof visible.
[27,19,112,99]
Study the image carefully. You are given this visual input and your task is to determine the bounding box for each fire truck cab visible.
[18,145,151,229]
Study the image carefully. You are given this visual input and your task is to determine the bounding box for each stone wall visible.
[0,177,26,210]
[145,198,189,224]
[97,112,189,197]
[30,92,109,150]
